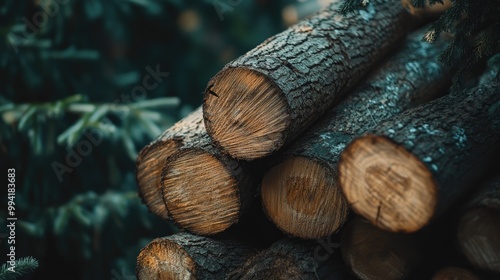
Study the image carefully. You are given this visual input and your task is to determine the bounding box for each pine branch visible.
[0,257,39,280]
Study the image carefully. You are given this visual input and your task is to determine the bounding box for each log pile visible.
[135,1,500,279]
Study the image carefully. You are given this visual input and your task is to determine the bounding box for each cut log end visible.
[431,267,480,280]
[136,238,196,280]
[203,68,290,160]
[341,218,420,280]
[161,149,240,235]
[261,156,348,239]
[339,135,437,233]
[458,207,500,273]
[136,141,178,220]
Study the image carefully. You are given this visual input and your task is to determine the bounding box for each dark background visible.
[0,0,327,279]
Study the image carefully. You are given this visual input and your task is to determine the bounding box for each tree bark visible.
[457,174,500,273]
[339,80,500,233]
[136,232,255,280]
[203,0,414,160]
[227,238,348,280]
[261,28,450,239]
[136,107,204,220]
[341,217,421,280]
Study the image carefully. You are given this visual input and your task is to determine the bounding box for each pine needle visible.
[0,257,39,280]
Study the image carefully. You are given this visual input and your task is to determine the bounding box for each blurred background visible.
[0,0,329,279]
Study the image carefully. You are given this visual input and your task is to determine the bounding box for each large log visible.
[159,121,256,236]
[457,174,500,274]
[260,29,450,239]
[227,238,348,280]
[136,107,204,220]
[338,79,500,233]
[203,0,415,160]
[137,106,256,235]
[136,232,254,280]
[341,217,421,280]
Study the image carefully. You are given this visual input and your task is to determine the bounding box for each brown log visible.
[401,0,452,18]
[227,238,348,280]
[136,232,255,280]
[158,109,256,235]
[341,217,421,280]
[260,28,450,239]
[203,0,415,160]
[339,78,500,233]
[431,267,480,280]
[457,174,500,274]
[136,107,204,220]
[137,105,255,235]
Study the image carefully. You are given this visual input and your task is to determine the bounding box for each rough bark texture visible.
[458,174,500,273]
[203,0,414,160]
[159,109,256,235]
[227,238,349,280]
[339,80,500,232]
[136,232,255,280]
[341,217,421,280]
[136,106,204,220]
[260,28,450,239]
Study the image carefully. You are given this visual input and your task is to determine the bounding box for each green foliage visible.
[0,257,39,280]
[340,0,500,89]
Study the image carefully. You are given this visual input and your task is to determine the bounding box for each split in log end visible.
[136,141,179,220]
[203,68,290,160]
[261,156,348,239]
[161,149,240,235]
[458,207,500,273]
[339,135,437,233]
[136,238,196,280]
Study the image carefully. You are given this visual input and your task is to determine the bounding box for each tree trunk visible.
[137,106,257,235]
[457,174,500,273]
[159,120,257,236]
[431,267,480,280]
[136,107,204,220]
[136,232,255,280]
[261,28,450,239]
[339,80,500,233]
[341,217,421,280]
[203,0,414,160]
[227,238,348,280]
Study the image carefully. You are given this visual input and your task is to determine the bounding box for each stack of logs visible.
[135,0,500,279]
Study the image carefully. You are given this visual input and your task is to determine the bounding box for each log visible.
[260,28,450,239]
[136,107,204,220]
[136,232,254,280]
[137,106,255,235]
[159,120,256,236]
[227,238,348,280]
[338,80,500,233]
[401,0,452,18]
[341,217,421,280]
[431,267,480,280]
[203,0,415,160]
[457,174,500,274]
